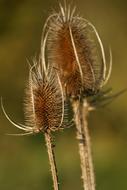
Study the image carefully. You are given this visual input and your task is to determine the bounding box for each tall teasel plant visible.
[1,2,115,190]
[24,60,65,190]
[43,3,112,190]
[1,34,66,190]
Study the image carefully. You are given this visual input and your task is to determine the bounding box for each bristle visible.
[102,47,112,86]
[24,61,65,132]
[45,4,109,97]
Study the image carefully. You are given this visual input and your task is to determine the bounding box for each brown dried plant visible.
[42,2,112,190]
[1,40,65,190]
[1,2,115,190]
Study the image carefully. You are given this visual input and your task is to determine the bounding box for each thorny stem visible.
[72,99,95,190]
[44,131,59,190]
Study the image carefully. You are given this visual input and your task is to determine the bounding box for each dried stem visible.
[44,131,59,190]
[72,99,95,190]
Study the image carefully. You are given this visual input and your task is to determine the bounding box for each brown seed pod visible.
[44,3,112,98]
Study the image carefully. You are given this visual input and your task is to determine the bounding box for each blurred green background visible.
[0,0,127,189]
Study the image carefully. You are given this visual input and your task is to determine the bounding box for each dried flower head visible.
[1,58,65,135]
[44,3,112,98]
[24,60,65,132]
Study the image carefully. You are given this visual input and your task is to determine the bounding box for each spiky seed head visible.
[1,59,65,135]
[45,3,111,98]
[1,60,65,136]
[24,61,64,133]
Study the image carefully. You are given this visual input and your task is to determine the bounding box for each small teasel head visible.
[1,57,65,135]
[24,59,65,133]
[44,2,112,98]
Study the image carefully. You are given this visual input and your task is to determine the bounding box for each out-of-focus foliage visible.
[0,0,127,189]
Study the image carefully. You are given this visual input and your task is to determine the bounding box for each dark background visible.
[0,0,127,189]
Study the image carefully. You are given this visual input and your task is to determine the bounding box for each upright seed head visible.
[1,58,65,135]
[24,59,65,133]
[44,3,112,98]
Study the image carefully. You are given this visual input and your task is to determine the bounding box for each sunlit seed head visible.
[44,3,111,98]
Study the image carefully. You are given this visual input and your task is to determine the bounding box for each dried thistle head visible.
[44,3,112,98]
[1,58,65,135]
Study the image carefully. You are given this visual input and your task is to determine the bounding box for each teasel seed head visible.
[25,58,66,132]
[1,57,65,135]
[44,3,112,98]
